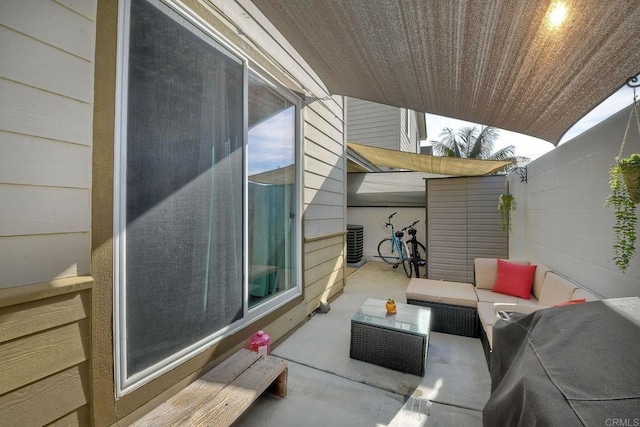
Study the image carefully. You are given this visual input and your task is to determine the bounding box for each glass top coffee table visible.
[350,298,432,376]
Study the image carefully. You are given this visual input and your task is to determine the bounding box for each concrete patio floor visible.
[234,261,491,426]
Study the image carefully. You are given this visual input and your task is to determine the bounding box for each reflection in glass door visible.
[247,72,297,308]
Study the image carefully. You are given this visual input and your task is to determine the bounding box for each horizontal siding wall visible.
[0,1,96,425]
[346,97,399,150]
[400,109,416,153]
[510,105,640,298]
[428,178,469,282]
[0,0,96,289]
[304,234,345,313]
[303,97,346,311]
[0,281,93,427]
[304,100,346,238]
[427,176,508,283]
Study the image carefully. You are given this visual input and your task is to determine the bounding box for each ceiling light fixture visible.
[548,1,568,29]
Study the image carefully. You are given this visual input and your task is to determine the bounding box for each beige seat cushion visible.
[481,301,548,349]
[493,303,545,316]
[475,288,539,304]
[538,272,578,306]
[477,302,498,327]
[478,301,543,326]
[406,278,478,308]
[483,324,493,348]
[474,258,530,290]
[480,302,544,349]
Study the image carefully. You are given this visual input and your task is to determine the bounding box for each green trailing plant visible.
[606,155,640,273]
[498,193,515,231]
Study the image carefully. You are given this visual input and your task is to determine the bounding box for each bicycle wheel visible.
[400,244,412,277]
[377,238,400,265]
[412,241,427,278]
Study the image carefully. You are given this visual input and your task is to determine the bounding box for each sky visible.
[423,84,637,161]
[248,107,295,176]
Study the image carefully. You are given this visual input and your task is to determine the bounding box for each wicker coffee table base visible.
[407,299,479,338]
[350,322,429,376]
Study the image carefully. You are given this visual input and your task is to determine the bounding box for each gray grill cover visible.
[484,298,640,426]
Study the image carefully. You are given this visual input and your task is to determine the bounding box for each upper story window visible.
[114,0,301,396]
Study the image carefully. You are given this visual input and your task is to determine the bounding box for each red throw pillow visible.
[554,298,587,307]
[492,259,537,299]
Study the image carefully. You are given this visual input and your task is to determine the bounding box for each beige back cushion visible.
[531,264,551,300]
[538,272,578,306]
[474,258,530,289]
[571,287,600,301]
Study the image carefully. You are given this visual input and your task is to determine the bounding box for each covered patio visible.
[245,102,640,425]
[236,2,640,424]
[236,261,490,426]
[2,1,640,425]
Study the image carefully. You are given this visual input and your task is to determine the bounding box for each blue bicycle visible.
[377,212,413,277]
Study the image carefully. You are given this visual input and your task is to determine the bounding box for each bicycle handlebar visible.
[386,217,421,231]
[402,219,421,231]
[383,212,398,228]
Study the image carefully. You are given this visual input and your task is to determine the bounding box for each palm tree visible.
[431,126,528,170]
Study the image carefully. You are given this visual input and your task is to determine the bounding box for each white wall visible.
[510,105,640,298]
[347,207,426,260]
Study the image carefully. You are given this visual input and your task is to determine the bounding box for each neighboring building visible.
[344,98,428,260]
[0,0,345,425]
[345,97,427,172]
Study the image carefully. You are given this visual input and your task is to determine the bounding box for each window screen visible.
[123,0,244,377]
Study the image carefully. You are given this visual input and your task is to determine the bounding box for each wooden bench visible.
[133,348,288,427]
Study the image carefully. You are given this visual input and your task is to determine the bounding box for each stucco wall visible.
[510,104,640,298]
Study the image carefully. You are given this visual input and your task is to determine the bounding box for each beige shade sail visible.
[252,0,640,145]
[347,143,511,176]
[249,164,295,185]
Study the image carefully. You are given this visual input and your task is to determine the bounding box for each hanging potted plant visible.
[606,155,640,272]
[618,154,640,203]
[498,193,515,231]
[606,80,640,273]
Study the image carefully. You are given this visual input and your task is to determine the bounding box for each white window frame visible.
[113,0,302,398]
[245,68,303,320]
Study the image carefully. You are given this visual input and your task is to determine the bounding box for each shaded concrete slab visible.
[234,360,404,427]
[389,399,482,427]
[418,332,490,410]
[273,310,423,397]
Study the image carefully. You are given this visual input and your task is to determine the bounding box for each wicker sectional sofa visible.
[406,258,600,366]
